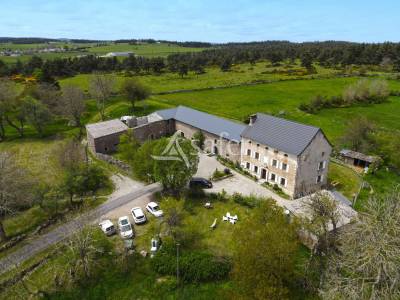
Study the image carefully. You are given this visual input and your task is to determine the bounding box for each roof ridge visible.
[256,112,321,130]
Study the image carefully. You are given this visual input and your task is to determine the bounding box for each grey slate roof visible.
[241,113,321,155]
[339,149,377,163]
[86,119,128,139]
[154,106,246,141]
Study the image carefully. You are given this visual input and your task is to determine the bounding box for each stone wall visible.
[175,120,241,162]
[240,137,298,197]
[132,119,175,142]
[294,131,332,198]
[89,131,128,154]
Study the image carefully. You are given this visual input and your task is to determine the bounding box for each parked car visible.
[146,202,164,217]
[150,238,160,253]
[131,207,147,224]
[189,177,213,189]
[118,216,134,239]
[99,220,116,236]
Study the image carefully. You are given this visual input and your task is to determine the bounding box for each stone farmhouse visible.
[86,105,332,198]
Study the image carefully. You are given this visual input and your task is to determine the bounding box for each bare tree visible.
[89,73,115,120]
[0,152,33,241]
[303,192,340,292]
[61,84,86,136]
[64,226,101,281]
[321,189,400,300]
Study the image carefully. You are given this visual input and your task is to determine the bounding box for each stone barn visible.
[86,119,128,154]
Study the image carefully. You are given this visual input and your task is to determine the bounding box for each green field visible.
[59,61,339,93]
[0,42,206,63]
[150,77,400,143]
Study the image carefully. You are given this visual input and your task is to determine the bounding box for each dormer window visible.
[265,146,269,150]
[274,150,279,154]
[257,144,260,147]
[284,154,288,157]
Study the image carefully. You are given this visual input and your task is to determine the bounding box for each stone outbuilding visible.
[86,119,128,154]
[339,149,379,170]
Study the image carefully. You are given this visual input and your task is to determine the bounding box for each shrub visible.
[151,239,231,283]
[232,192,262,208]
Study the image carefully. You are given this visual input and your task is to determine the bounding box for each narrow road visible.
[0,182,162,275]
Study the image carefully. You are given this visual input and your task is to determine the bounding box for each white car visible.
[99,220,116,236]
[146,202,164,217]
[151,238,160,253]
[118,216,134,239]
[131,207,147,224]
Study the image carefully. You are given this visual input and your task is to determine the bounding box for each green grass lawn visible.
[328,161,362,199]
[0,139,66,186]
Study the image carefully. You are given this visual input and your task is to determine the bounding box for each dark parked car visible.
[189,177,213,189]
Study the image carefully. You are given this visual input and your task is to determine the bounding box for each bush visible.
[151,240,231,283]
[232,192,261,208]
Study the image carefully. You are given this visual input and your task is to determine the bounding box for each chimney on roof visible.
[249,114,257,126]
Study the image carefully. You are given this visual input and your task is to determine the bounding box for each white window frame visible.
[272,159,278,168]
[316,174,324,183]
[254,165,259,174]
[281,162,289,172]
[318,161,326,170]
[279,177,287,187]
[269,173,277,183]
[247,149,251,156]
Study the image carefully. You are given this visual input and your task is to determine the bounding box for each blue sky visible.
[1,0,399,42]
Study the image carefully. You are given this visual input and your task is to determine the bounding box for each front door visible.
[261,169,267,179]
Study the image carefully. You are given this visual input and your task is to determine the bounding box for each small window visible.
[246,162,250,169]
[280,177,286,186]
[272,159,278,167]
[270,173,276,182]
[248,141,252,144]
[322,152,325,157]
[257,143,260,147]
[214,139,217,143]
[282,163,288,171]
[247,149,251,156]
[284,153,288,157]
[317,175,323,183]
[274,150,279,154]
[255,152,260,159]
[254,166,258,173]
[318,161,325,170]
[265,146,269,150]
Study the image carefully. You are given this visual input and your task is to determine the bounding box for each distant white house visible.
[101,51,134,58]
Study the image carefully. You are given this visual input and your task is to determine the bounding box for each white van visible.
[99,220,116,236]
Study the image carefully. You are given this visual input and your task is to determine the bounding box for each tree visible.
[64,226,101,281]
[178,63,189,78]
[321,190,400,299]
[21,96,52,137]
[231,200,300,300]
[220,57,232,72]
[89,73,115,120]
[0,152,34,241]
[118,130,140,164]
[301,51,314,72]
[120,78,151,112]
[0,79,20,139]
[341,117,376,153]
[192,130,205,150]
[153,137,199,195]
[61,84,86,135]
[161,197,187,242]
[303,192,340,292]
